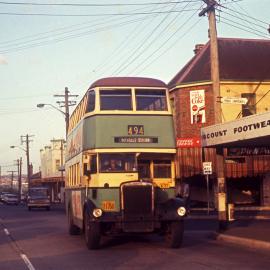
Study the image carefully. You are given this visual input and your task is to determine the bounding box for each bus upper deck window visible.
[86,90,95,112]
[100,89,132,110]
[135,89,168,111]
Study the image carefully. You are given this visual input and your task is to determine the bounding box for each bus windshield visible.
[100,153,137,173]
[100,89,132,110]
[135,89,167,111]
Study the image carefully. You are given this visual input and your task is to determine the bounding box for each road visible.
[1,203,270,270]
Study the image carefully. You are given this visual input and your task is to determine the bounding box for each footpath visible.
[188,207,270,251]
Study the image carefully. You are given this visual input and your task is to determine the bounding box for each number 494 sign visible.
[203,162,212,175]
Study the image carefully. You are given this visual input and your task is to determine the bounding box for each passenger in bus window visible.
[103,159,122,171]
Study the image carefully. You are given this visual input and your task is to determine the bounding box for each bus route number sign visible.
[128,125,144,135]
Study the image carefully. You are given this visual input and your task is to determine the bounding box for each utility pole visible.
[15,158,22,202]
[21,134,34,193]
[7,170,16,191]
[199,0,227,230]
[54,87,78,138]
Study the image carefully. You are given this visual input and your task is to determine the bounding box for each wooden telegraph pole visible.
[199,0,227,230]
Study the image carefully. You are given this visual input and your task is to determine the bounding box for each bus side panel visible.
[65,188,86,229]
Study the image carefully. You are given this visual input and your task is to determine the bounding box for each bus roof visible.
[90,77,167,89]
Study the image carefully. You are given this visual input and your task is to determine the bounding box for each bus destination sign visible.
[114,137,158,143]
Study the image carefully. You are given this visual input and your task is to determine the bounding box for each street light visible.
[10,145,30,194]
[37,103,69,138]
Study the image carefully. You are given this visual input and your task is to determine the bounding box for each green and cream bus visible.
[65,77,187,249]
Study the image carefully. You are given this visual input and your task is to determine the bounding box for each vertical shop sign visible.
[190,90,206,124]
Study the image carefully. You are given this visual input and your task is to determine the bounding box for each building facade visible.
[39,139,66,202]
[169,38,270,207]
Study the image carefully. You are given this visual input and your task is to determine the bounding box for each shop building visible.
[39,139,65,202]
[169,38,270,207]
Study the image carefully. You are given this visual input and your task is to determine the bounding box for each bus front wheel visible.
[165,221,184,248]
[84,212,101,250]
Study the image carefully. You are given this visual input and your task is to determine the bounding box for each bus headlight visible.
[93,208,103,218]
[177,207,186,217]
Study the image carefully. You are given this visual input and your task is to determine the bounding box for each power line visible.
[220,4,269,26]
[0,8,200,17]
[90,1,165,78]
[0,14,159,54]
[218,9,268,31]
[132,6,202,75]
[218,16,270,39]
[0,3,165,46]
[0,1,199,7]
[112,0,184,75]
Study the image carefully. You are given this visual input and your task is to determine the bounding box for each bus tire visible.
[165,221,184,248]
[84,212,101,250]
[68,206,80,235]
[28,206,31,211]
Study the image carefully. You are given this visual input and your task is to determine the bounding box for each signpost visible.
[203,162,212,214]
[220,97,248,105]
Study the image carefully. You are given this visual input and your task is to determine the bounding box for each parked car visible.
[0,192,10,202]
[27,187,50,211]
[2,193,19,205]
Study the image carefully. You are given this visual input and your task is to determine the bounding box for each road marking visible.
[20,254,36,270]
[4,228,10,235]
[2,226,36,270]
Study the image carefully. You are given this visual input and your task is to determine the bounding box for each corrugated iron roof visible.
[90,77,167,89]
[169,38,270,88]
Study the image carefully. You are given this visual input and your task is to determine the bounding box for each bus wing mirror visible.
[83,163,91,177]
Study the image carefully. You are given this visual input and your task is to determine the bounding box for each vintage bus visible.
[65,77,187,249]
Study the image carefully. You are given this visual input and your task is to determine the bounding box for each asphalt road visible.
[1,203,270,270]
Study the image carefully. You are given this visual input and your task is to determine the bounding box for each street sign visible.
[220,97,248,105]
[203,162,212,175]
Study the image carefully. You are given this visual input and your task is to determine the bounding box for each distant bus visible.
[65,77,187,249]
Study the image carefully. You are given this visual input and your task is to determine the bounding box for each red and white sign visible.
[176,137,201,148]
[190,90,206,124]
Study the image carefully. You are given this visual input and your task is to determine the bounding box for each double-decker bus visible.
[65,77,187,249]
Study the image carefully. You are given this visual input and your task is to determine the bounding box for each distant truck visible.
[27,187,50,211]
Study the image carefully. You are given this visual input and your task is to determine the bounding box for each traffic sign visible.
[203,162,212,175]
[220,97,248,105]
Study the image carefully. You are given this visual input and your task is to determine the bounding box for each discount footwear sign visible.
[201,111,270,147]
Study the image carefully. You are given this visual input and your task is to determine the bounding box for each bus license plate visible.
[155,182,171,189]
[102,201,116,211]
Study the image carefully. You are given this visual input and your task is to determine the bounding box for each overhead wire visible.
[0,8,201,17]
[0,14,157,53]
[0,2,167,47]
[132,5,203,75]
[127,1,199,75]
[218,19,270,40]
[89,0,167,79]
[0,3,198,53]
[216,6,270,40]
[0,1,200,7]
[112,0,187,75]
[219,4,269,26]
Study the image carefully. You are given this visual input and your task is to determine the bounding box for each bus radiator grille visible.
[121,183,154,232]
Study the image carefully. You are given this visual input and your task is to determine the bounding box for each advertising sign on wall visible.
[176,137,201,148]
[190,90,206,124]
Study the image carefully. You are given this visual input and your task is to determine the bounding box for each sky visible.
[0,0,269,175]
